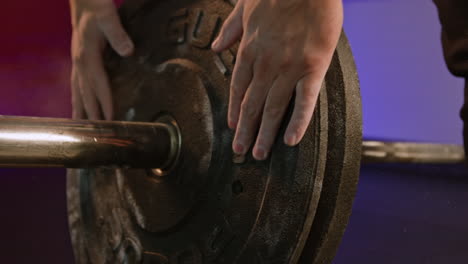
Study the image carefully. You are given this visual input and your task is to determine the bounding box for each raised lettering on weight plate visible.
[166,9,189,44]
[214,48,236,76]
[191,9,222,49]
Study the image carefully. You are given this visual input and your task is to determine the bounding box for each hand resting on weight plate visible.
[70,0,343,160]
[70,0,134,120]
[212,0,343,160]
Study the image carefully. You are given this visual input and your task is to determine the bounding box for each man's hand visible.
[70,0,134,120]
[212,0,343,160]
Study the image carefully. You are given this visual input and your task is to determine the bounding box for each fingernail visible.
[211,37,219,50]
[285,134,296,146]
[233,142,244,154]
[228,120,237,130]
[120,41,133,56]
[256,147,267,160]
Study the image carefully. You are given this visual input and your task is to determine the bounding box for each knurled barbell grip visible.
[0,115,181,169]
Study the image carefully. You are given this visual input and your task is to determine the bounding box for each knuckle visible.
[260,47,273,60]
[230,84,243,98]
[220,16,234,34]
[72,49,86,66]
[301,88,319,105]
[253,56,272,80]
[239,46,254,61]
[264,105,283,118]
[279,57,293,71]
[95,6,115,23]
[240,100,260,118]
[291,119,306,134]
[71,37,89,66]
[254,65,269,80]
[302,55,327,73]
[96,12,124,38]
[257,54,272,69]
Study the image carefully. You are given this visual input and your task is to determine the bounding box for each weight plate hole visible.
[232,180,244,195]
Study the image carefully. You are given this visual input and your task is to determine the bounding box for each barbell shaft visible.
[361,140,465,164]
[0,116,465,168]
[0,115,180,168]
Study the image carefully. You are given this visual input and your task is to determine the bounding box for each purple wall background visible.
[0,0,466,263]
[344,0,464,144]
[0,1,74,263]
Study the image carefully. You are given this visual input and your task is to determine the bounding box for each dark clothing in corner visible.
[434,0,468,152]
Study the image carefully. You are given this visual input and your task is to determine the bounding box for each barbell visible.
[0,0,464,263]
[0,116,463,168]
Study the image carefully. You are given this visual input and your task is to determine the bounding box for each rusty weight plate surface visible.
[67,0,362,263]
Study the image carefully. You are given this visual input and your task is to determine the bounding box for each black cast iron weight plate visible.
[67,0,362,263]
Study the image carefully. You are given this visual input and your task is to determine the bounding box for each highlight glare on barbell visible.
[0,131,80,143]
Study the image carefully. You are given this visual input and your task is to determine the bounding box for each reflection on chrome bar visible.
[0,132,79,143]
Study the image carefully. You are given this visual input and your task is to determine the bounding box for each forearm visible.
[434,0,468,77]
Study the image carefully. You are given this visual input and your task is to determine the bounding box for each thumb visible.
[212,3,243,52]
[96,3,134,57]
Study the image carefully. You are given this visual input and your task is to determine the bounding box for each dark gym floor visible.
[335,164,468,264]
[0,165,467,263]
